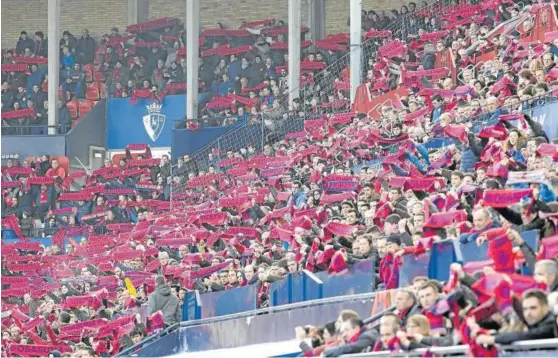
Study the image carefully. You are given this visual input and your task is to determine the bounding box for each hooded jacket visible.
[147,283,181,325]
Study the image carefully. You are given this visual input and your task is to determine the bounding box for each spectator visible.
[58,100,72,134]
[61,46,74,68]
[147,276,181,326]
[77,28,96,64]
[32,31,48,58]
[16,31,34,55]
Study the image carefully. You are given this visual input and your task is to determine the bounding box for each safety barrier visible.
[399,230,539,287]
[343,338,558,357]
[118,291,386,356]
[180,258,377,322]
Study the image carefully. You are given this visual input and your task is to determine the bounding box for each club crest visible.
[143,103,166,142]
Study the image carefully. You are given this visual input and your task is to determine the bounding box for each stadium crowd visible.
[2,0,558,356]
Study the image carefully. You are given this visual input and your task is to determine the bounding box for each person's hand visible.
[506,228,523,245]
[398,218,407,233]
[412,333,424,343]
[295,326,306,341]
[394,249,405,257]
[476,234,486,246]
[396,330,410,346]
[450,262,464,279]
[475,334,495,345]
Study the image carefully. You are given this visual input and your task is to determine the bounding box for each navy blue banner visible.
[107,93,211,150]
[531,102,558,141]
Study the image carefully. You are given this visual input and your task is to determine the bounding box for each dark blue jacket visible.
[459,220,501,244]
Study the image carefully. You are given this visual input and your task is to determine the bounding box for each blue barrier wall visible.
[198,284,258,319]
[270,260,375,307]
[399,252,431,288]
[106,93,210,149]
[314,259,375,298]
[1,134,66,158]
[531,101,558,140]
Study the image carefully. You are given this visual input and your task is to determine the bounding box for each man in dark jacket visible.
[58,101,72,134]
[422,44,436,70]
[323,312,378,356]
[394,289,420,327]
[147,275,181,326]
[77,29,96,64]
[495,200,555,237]
[16,31,35,55]
[475,289,557,345]
[33,31,48,58]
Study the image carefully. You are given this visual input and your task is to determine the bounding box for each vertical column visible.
[288,0,301,108]
[48,0,60,135]
[186,0,200,120]
[349,0,362,104]
[128,0,139,25]
[308,0,325,43]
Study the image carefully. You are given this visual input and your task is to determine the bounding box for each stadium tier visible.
[2,0,558,357]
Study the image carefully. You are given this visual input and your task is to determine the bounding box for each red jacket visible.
[46,166,66,179]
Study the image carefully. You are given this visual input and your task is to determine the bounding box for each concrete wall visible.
[2,0,410,46]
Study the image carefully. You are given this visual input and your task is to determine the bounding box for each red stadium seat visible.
[78,100,95,117]
[86,85,100,101]
[93,70,105,82]
[84,68,93,83]
[66,100,79,119]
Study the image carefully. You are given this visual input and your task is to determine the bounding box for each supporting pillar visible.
[127,0,139,25]
[308,0,325,43]
[288,0,301,108]
[48,0,60,135]
[186,0,200,120]
[349,0,362,104]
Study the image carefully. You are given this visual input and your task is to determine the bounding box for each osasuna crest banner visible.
[143,103,166,142]
[107,96,182,149]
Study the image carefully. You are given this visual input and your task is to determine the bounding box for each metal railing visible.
[1,124,70,136]
[343,338,558,357]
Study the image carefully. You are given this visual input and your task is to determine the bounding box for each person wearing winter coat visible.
[147,276,181,326]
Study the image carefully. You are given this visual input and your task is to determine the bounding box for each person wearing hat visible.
[147,275,181,326]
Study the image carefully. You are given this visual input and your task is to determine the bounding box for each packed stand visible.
[3,0,558,357]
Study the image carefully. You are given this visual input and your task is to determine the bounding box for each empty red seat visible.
[84,68,93,82]
[86,86,100,101]
[83,64,95,82]
[78,100,95,117]
[93,70,105,82]
[66,100,79,119]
